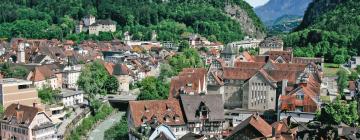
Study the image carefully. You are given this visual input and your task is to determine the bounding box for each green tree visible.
[337,69,349,96]
[178,40,190,52]
[316,99,359,126]
[137,77,169,100]
[334,55,346,65]
[349,71,358,81]
[38,85,60,104]
[78,61,109,99]
[104,116,128,140]
[77,61,110,113]
[104,75,119,94]
[356,65,360,74]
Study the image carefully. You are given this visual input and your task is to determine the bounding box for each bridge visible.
[104,94,138,111]
[106,94,138,103]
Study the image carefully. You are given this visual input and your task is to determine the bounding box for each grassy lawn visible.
[323,63,340,77]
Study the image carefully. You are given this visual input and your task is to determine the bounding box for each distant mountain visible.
[255,0,312,24]
[267,15,302,35]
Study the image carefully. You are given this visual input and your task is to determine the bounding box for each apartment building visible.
[1,104,56,140]
[0,78,40,108]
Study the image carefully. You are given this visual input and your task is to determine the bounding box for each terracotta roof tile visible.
[3,104,42,126]
[229,114,272,138]
[169,68,207,98]
[128,99,185,128]
[30,66,55,82]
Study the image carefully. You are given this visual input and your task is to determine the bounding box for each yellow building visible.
[0,78,40,108]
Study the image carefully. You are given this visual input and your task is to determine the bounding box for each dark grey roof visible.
[113,63,128,75]
[59,90,83,98]
[222,45,237,54]
[179,132,203,140]
[33,54,47,63]
[180,94,225,122]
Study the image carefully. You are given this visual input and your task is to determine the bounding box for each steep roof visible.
[180,94,225,122]
[29,65,55,82]
[228,114,272,138]
[2,104,42,127]
[267,51,293,63]
[280,74,321,112]
[113,63,131,75]
[129,99,185,128]
[169,68,207,98]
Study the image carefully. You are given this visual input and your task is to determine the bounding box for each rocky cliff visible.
[225,5,266,39]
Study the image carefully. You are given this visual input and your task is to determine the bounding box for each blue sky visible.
[245,0,269,7]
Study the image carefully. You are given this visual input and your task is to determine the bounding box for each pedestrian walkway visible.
[87,111,125,140]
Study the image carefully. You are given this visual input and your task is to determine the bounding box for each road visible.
[87,111,125,140]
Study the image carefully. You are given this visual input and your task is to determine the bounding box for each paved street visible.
[87,111,125,140]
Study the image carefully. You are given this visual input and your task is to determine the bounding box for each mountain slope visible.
[283,0,360,63]
[255,0,312,24]
[268,15,303,34]
[0,0,265,43]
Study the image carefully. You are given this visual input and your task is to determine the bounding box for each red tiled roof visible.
[103,62,114,74]
[223,67,257,80]
[30,66,55,82]
[267,51,293,63]
[280,74,320,112]
[169,68,207,98]
[229,114,272,138]
[128,99,185,128]
[234,62,265,69]
[3,104,42,126]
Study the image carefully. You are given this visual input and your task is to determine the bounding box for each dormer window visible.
[196,102,209,119]
[187,83,192,87]
[141,116,148,123]
[164,115,170,122]
[144,106,149,112]
[166,104,171,111]
[174,114,180,122]
[151,115,158,124]
[296,92,304,100]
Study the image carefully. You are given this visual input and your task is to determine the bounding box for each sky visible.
[245,0,270,7]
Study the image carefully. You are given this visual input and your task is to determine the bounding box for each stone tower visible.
[17,42,25,63]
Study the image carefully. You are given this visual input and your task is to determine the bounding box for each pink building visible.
[1,104,56,140]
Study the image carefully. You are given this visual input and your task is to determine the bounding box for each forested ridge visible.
[0,0,264,44]
[283,0,360,63]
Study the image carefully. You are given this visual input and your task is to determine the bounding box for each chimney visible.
[275,81,283,121]
[255,112,259,120]
[16,102,20,110]
[272,127,276,140]
[287,116,291,126]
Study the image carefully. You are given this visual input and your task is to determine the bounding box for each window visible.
[295,106,304,112]
[18,85,29,89]
[296,92,305,100]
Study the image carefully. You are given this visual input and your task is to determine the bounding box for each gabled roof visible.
[267,51,293,63]
[169,68,207,98]
[29,65,56,82]
[113,63,131,75]
[228,114,272,138]
[2,104,42,126]
[223,67,257,80]
[128,99,185,128]
[180,94,224,122]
